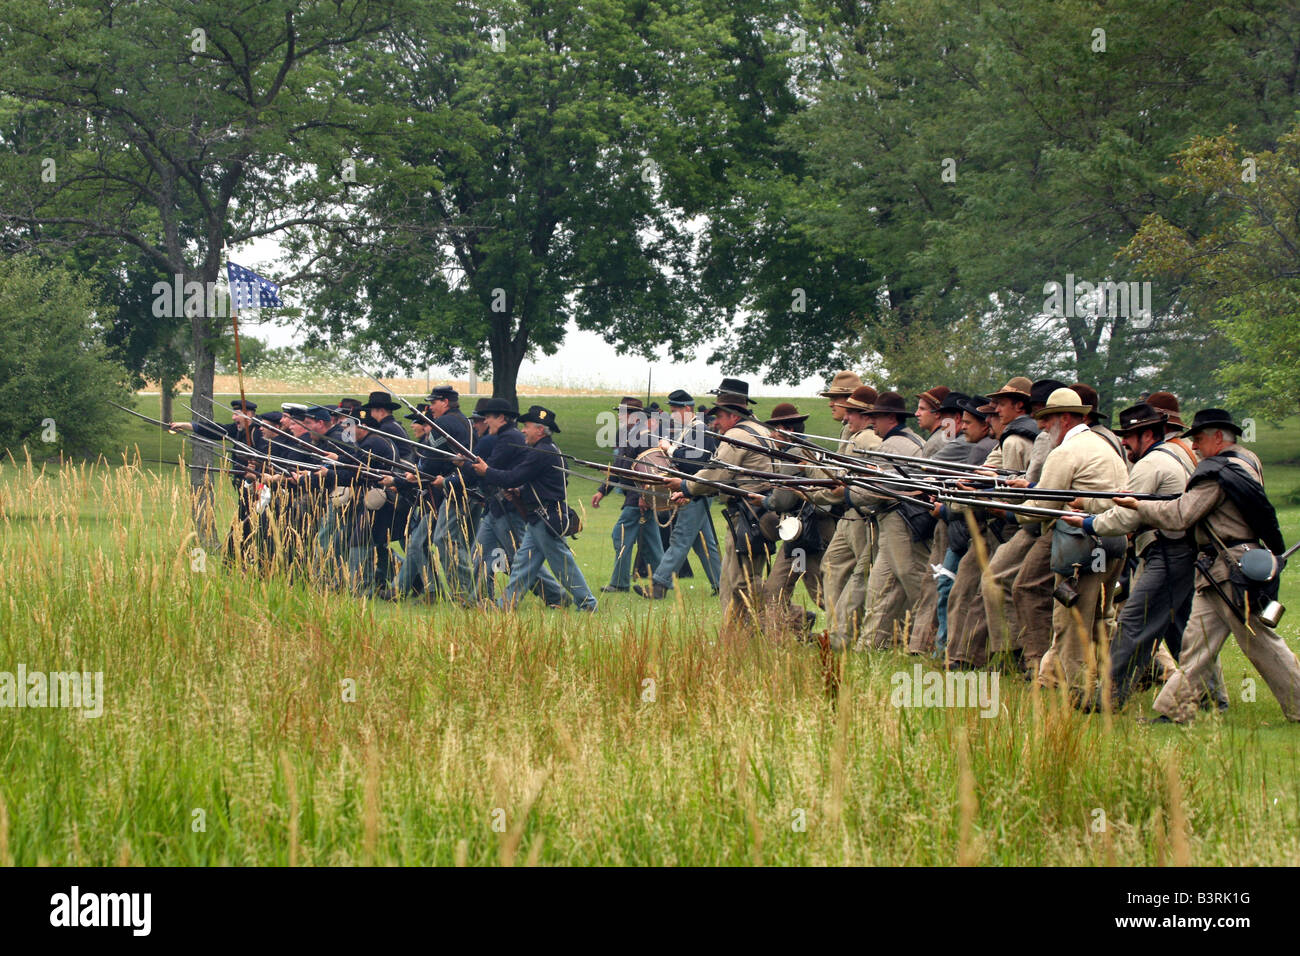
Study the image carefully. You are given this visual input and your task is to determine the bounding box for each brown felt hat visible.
[764,402,809,426]
[1112,403,1168,436]
[841,386,880,412]
[1070,383,1106,422]
[615,396,645,412]
[986,376,1034,402]
[819,370,863,398]
[916,385,950,409]
[864,391,915,417]
[1145,391,1184,427]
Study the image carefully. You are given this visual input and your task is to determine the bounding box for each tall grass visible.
[2,454,1300,865]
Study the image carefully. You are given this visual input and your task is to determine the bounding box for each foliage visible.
[1124,125,1300,419]
[0,256,131,457]
[0,0,406,517]
[758,0,1300,402]
[290,0,746,404]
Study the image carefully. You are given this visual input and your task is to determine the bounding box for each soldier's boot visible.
[634,581,669,600]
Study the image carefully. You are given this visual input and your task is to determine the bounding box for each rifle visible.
[365,371,479,461]
[781,428,1025,477]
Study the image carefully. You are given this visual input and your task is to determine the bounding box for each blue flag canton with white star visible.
[226,262,283,311]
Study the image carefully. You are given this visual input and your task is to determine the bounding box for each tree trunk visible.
[487,320,524,409]
[491,355,521,408]
[160,371,173,425]
[188,273,219,552]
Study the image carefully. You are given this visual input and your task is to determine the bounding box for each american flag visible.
[226,262,283,311]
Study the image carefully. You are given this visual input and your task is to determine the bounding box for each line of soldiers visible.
[175,371,1300,724]
[640,373,1299,724]
[172,389,595,612]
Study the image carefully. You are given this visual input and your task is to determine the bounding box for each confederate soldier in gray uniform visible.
[1065,402,1224,710]
[1112,410,1300,724]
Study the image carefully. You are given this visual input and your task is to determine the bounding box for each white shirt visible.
[1061,422,1091,445]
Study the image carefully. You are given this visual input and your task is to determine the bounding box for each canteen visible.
[778,514,804,542]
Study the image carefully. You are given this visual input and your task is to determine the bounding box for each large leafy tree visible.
[292,0,770,405]
[0,0,402,541]
[1125,125,1300,419]
[767,0,1300,405]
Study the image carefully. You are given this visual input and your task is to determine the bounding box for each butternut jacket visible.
[1090,439,1195,552]
[1026,429,1128,531]
[1135,446,1267,586]
[685,419,778,497]
[808,425,882,521]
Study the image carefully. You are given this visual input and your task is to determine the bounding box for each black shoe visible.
[634,583,668,600]
[1138,714,1176,725]
[601,585,629,593]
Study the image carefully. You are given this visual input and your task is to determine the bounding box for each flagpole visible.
[225,257,255,449]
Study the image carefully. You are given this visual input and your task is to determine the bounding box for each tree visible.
[1124,125,1300,419]
[761,0,1300,404]
[0,257,131,458]
[0,0,403,542]
[291,0,752,405]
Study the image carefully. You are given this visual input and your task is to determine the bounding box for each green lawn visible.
[1,396,1299,865]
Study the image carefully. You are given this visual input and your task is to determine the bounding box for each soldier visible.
[759,403,834,633]
[915,386,951,458]
[308,404,361,584]
[854,391,929,651]
[808,386,884,651]
[1110,409,1300,724]
[930,396,998,657]
[1025,388,1129,703]
[458,397,493,554]
[433,397,496,591]
[469,398,570,606]
[354,392,409,588]
[662,378,776,628]
[639,390,722,599]
[384,394,463,601]
[815,372,868,620]
[954,377,1038,670]
[288,404,352,579]
[472,405,597,611]
[909,390,977,654]
[1063,402,1226,711]
[169,398,264,563]
[593,397,664,593]
[345,408,402,594]
[421,387,476,603]
[984,378,1065,676]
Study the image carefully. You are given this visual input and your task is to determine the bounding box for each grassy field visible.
[2,394,1300,865]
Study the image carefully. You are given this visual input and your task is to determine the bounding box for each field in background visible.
[147,376,612,397]
[2,397,1300,865]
